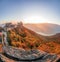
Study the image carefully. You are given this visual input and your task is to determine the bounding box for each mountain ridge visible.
[24,23,60,36]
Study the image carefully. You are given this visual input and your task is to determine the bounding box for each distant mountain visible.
[24,23,60,36]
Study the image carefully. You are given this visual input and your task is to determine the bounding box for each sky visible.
[0,0,60,24]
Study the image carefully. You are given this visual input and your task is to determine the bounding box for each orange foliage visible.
[7,26,60,55]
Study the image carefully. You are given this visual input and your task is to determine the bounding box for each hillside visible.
[7,24,43,50]
[6,23,60,55]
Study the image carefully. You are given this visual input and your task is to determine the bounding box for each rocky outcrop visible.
[0,46,60,62]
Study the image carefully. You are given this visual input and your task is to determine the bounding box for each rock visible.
[0,46,60,62]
